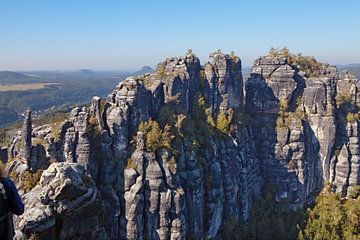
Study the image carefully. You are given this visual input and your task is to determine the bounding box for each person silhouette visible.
[0,163,24,240]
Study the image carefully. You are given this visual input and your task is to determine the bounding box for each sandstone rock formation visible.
[246,56,337,207]
[21,108,32,162]
[0,147,7,163]
[15,162,108,240]
[3,51,360,239]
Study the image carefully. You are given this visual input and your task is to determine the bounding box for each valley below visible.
[0,67,154,127]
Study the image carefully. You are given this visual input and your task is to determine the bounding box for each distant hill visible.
[131,66,155,76]
[78,69,96,76]
[0,71,35,84]
[337,63,360,77]
[0,70,131,127]
[0,66,159,127]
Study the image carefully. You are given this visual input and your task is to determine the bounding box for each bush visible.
[168,156,176,172]
[222,185,304,240]
[346,112,359,123]
[138,119,172,152]
[126,158,137,170]
[206,115,216,127]
[21,170,43,193]
[88,115,95,125]
[199,69,206,89]
[192,95,206,122]
[142,76,154,88]
[32,138,47,146]
[336,91,352,107]
[158,105,175,127]
[51,122,61,141]
[276,98,304,130]
[216,112,229,133]
[348,185,360,199]
[157,66,165,79]
[268,47,327,77]
[278,98,288,113]
[299,186,360,239]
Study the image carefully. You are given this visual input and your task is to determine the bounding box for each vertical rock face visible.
[246,57,296,113]
[105,78,155,158]
[54,107,91,165]
[7,51,360,240]
[332,121,358,195]
[158,52,201,114]
[245,56,340,207]
[204,51,244,115]
[246,56,308,207]
[72,107,91,167]
[330,71,360,196]
[303,68,337,183]
[0,147,8,163]
[21,108,32,163]
[123,132,187,240]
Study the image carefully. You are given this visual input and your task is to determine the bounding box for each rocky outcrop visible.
[14,162,108,240]
[4,51,360,239]
[105,77,155,158]
[158,51,201,114]
[246,56,307,207]
[245,56,341,207]
[332,121,359,195]
[329,71,360,196]
[204,51,244,115]
[0,147,7,163]
[303,67,337,183]
[123,132,186,240]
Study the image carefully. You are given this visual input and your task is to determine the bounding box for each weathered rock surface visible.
[329,71,360,196]
[204,51,244,115]
[21,108,32,162]
[245,56,342,207]
[4,51,360,239]
[158,51,201,114]
[14,162,108,240]
[0,147,7,163]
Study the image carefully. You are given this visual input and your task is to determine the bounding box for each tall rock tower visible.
[21,108,32,162]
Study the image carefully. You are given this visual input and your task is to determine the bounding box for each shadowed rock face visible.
[245,56,335,207]
[5,52,360,239]
[204,52,244,115]
[330,71,360,196]
[0,147,7,163]
[21,108,32,162]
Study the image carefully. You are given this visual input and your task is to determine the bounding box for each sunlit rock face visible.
[5,51,359,239]
[14,162,108,240]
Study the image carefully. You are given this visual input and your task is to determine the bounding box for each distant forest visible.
[0,67,154,127]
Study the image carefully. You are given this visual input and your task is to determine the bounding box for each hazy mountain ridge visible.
[0,71,38,84]
[338,63,360,77]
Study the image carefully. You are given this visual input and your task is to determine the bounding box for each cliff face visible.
[4,51,360,239]
[246,56,338,207]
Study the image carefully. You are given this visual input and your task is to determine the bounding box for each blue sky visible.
[0,0,359,70]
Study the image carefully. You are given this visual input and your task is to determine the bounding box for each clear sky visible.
[0,0,359,71]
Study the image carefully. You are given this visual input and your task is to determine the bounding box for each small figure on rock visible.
[0,162,24,240]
